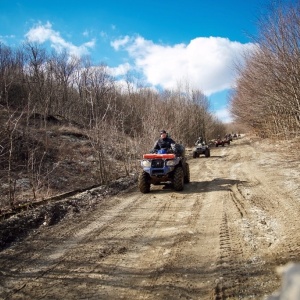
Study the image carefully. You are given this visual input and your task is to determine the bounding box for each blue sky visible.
[0,0,278,122]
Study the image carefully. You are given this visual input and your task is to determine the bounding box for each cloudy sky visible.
[0,0,273,122]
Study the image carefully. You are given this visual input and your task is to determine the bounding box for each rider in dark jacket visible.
[153,130,176,152]
[195,136,204,145]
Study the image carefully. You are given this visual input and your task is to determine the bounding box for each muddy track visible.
[0,137,300,299]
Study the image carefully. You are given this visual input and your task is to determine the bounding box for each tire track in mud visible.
[167,156,229,299]
[229,183,248,218]
[213,189,248,299]
[205,143,257,299]
[194,152,254,300]
[211,138,300,298]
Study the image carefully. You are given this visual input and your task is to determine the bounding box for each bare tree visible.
[230,1,300,138]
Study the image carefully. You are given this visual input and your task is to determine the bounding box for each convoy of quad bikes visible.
[138,133,240,193]
[192,133,235,158]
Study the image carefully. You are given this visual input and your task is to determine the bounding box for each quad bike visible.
[227,134,233,142]
[138,144,190,193]
[215,137,230,147]
[192,142,210,158]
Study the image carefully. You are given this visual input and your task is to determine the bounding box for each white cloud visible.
[25,22,95,57]
[111,35,130,51]
[108,63,131,76]
[111,35,256,96]
[24,23,255,98]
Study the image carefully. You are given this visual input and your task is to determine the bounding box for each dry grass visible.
[0,112,138,212]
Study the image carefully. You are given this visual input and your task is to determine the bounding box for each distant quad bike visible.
[192,143,210,158]
[227,134,233,142]
[138,144,190,193]
[215,137,230,147]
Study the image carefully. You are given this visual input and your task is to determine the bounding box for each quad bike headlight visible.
[166,160,176,166]
[141,160,151,167]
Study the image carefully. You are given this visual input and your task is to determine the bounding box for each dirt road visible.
[0,136,299,300]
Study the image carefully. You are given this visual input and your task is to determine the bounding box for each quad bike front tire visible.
[138,171,151,193]
[192,151,197,158]
[184,162,190,183]
[205,149,210,157]
[173,167,184,191]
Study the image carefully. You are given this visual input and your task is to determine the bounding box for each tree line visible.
[0,42,225,145]
[230,1,300,139]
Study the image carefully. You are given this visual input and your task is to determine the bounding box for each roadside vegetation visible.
[230,1,300,139]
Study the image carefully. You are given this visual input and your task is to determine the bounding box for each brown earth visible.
[0,135,299,300]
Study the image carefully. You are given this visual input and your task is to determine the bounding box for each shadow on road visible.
[146,178,247,195]
[183,178,247,194]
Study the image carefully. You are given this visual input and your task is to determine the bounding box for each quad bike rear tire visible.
[192,151,197,158]
[138,171,151,193]
[173,167,184,191]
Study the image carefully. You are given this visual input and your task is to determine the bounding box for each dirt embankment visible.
[0,136,299,300]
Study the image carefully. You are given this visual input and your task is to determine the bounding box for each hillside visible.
[0,108,137,214]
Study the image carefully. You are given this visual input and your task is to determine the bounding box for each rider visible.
[152,130,176,152]
[195,136,204,145]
